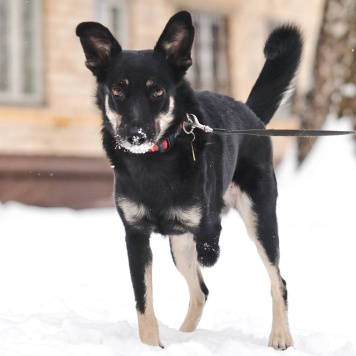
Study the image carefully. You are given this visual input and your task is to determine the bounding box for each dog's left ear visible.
[154,11,195,78]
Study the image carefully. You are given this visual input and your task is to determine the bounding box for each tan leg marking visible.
[170,233,206,332]
[232,184,293,349]
[136,263,163,347]
[255,243,293,349]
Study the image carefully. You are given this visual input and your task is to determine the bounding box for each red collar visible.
[146,114,197,153]
[147,139,170,152]
[146,127,183,153]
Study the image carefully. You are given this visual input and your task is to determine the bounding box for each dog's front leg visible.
[125,230,163,347]
[195,218,222,267]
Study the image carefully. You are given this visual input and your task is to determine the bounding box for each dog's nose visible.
[126,128,148,146]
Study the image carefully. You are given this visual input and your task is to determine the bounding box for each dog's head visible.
[76,11,194,154]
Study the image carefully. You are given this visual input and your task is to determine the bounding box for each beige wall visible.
[230,0,325,101]
[0,0,102,156]
[0,0,325,157]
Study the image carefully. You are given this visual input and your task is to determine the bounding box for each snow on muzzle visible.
[119,127,156,154]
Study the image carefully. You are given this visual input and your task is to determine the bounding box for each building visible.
[0,0,324,208]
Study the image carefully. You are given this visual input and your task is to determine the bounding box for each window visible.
[95,0,130,49]
[0,0,42,104]
[187,12,230,95]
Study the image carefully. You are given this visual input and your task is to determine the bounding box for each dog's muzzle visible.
[126,127,148,146]
[117,127,156,154]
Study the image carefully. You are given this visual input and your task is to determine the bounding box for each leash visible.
[148,113,355,161]
[184,114,356,138]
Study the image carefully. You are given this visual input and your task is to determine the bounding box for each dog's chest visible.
[116,196,202,234]
[113,152,204,234]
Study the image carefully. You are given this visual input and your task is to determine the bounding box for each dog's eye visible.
[151,88,165,98]
[112,87,124,98]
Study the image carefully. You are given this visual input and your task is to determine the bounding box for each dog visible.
[76,11,302,350]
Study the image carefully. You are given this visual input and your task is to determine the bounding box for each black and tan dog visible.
[76,11,302,349]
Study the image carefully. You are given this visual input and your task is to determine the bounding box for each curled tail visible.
[246,25,303,124]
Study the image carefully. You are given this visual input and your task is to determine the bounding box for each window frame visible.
[95,0,130,49]
[0,0,43,105]
[187,12,230,95]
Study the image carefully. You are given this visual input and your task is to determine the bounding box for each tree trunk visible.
[336,2,356,135]
[298,0,354,164]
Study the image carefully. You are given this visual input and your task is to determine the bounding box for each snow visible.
[0,117,355,356]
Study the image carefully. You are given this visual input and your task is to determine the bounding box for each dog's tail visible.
[246,25,303,125]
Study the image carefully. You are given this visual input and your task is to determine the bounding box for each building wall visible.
[0,0,325,208]
[230,0,325,101]
[0,0,325,157]
[0,0,101,156]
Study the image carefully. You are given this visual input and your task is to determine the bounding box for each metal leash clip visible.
[183,113,214,134]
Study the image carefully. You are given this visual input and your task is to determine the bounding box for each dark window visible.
[187,12,230,94]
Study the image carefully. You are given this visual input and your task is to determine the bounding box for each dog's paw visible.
[196,242,220,267]
[138,317,163,348]
[140,333,164,348]
[268,327,293,350]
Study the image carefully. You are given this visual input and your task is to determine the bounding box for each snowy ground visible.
[0,117,355,356]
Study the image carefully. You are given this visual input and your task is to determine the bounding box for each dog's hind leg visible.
[234,180,293,350]
[169,233,209,332]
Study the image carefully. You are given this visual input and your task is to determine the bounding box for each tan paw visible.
[268,326,294,350]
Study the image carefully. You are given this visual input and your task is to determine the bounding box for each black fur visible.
[246,25,303,124]
[77,11,302,349]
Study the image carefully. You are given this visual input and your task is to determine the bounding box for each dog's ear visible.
[76,22,122,76]
[154,11,195,78]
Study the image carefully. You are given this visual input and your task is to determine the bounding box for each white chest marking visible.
[166,205,202,228]
[117,195,202,229]
[117,197,149,223]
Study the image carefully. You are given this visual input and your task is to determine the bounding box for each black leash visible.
[184,114,356,138]
[211,128,356,137]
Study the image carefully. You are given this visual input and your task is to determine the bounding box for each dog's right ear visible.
[76,22,121,76]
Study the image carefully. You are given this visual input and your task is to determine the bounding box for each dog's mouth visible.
[118,139,156,154]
